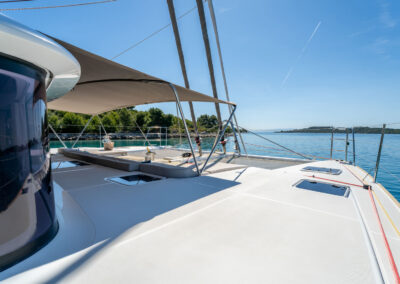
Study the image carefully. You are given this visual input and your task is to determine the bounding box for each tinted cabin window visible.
[295,180,349,197]
[0,56,58,271]
[302,166,342,175]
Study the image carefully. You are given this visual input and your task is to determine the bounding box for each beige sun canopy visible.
[47,38,233,115]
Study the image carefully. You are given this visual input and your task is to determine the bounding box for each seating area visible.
[57,147,310,178]
[58,148,198,178]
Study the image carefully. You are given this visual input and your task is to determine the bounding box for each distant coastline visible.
[277,126,400,134]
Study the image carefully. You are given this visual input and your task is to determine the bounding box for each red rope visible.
[303,175,364,188]
[368,187,400,283]
[344,165,400,283]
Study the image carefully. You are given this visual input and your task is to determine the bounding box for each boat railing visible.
[49,121,400,187]
[48,123,220,147]
[238,123,400,188]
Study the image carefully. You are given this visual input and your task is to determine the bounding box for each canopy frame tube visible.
[201,105,237,174]
[229,119,241,155]
[55,77,235,176]
[168,83,200,176]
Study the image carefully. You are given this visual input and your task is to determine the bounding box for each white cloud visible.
[219,7,233,14]
[379,1,396,28]
[371,38,390,54]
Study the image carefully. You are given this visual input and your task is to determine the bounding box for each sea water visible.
[50,132,400,201]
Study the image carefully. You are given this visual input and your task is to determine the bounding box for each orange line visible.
[345,165,400,283]
[304,175,363,188]
[368,187,400,283]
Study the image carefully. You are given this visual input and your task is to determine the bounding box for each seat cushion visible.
[139,162,197,178]
[59,148,140,172]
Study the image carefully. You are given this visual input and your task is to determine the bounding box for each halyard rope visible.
[0,0,116,11]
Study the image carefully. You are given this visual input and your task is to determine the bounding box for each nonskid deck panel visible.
[2,149,399,283]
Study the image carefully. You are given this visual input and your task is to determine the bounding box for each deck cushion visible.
[139,162,197,178]
[59,148,140,172]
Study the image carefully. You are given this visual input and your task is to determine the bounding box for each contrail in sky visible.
[281,21,322,88]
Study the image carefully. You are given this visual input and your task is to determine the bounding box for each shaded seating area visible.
[59,148,197,178]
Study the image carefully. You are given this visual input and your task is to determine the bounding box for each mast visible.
[195,0,222,130]
[167,0,202,155]
[206,0,247,154]
[166,0,198,135]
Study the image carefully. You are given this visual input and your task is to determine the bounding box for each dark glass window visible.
[302,166,342,175]
[295,179,349,197]
[51,160,90,169]
[0,56,58,271]
[106,174,162,186]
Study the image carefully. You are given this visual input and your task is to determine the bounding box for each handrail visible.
[49,121,397,187]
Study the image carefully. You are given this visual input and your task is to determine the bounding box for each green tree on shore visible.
[48,108,227,134]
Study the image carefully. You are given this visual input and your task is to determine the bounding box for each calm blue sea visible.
[50,132,400,201]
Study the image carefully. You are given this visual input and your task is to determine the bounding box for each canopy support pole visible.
[168,83,200,176]
[201,105,236,174]
[167,0,199,135]
[196,0,222,130]
[72,115,94,148]
[49,124,67,148]
[206,0,247,156]
[229,120,241,155]
[176,103,182,145]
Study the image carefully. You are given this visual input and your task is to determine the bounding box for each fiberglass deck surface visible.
[2,155,400,283]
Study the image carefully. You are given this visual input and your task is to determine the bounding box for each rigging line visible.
[0,0,115,11]
[244,142,286,152]
[240,127,311,160]
[111,5,197,60]
[380,166,400,184]
[355,155,400,184]
[0,0,36,3]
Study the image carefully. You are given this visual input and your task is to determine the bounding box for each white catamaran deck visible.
[1,150,399,283]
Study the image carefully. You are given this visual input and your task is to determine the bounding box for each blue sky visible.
[2,0,400,129]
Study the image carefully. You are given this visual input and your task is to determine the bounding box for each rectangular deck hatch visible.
[294,179,349,197]
[105,174,162,186]
[301,166,342,175]
[51,160,90,169]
